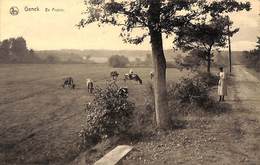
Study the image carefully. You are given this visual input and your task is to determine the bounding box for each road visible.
[229,65,260,117]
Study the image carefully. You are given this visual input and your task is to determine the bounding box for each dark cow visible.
[110,71,119,80]
[118,87,128,98]
[124,73,142,84]
[62,77,75,89]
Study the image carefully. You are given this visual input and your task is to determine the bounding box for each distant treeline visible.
[0,37,94,64]
[243,37,260,72]
[0,37,42,63]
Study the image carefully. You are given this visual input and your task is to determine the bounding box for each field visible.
[0,64,187,164]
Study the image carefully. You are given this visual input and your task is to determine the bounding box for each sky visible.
[0,0,259,51]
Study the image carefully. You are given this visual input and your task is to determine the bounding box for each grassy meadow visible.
[0,64,188,164]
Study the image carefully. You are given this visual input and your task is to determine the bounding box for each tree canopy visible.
[78,0,250,45]
[0,37,37,63]
[173,15,240,72]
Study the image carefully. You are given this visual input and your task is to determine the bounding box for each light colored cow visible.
[86,78,94,93]
[150,71,154,79]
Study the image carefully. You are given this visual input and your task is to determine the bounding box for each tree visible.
[0,37,43,63]
[11,37,28,62]
[175,49,205,71]
[78,0,250,129]
[108,55,129,67]
[0,39,11,62]
[174,15,244,73]
[243,36,260,71]
[256,36,260,50]
[26,49,42,63]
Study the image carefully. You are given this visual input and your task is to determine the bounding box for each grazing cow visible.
[110,71,119,80]
[62,77,75,89]
[124,73,142,84]
[150,71,154,79]
[118,87,128,98]
[86,78,94,93]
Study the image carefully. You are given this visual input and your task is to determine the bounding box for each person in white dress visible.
[218,67,227,102]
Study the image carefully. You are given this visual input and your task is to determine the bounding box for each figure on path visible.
[218,67,227,102]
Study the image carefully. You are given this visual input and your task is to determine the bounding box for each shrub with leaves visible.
[169,77,209,107]
[194,72,219,87]
[79,82,135,145]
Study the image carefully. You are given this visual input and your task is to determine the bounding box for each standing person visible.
[218,67,227,102]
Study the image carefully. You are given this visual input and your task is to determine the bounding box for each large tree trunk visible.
[148,0,170,129]
[207,57,211,73]
[150,30,170,129]
[207,52,211,73]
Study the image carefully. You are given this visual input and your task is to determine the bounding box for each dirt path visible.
[222,65,260,164]
[229,65,260,114]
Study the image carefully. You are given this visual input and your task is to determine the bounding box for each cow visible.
[118,87,128,98]
[86,78,94,93]
[150,71,154,79]
[110,71,119,80]
[124,73,142,84]
[62,77,75,89]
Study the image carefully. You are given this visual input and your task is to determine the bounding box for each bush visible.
[108,55,130,68]
[243,50,260,72]
[169,77,209,107]
[193,72,218,87]
[79,82,135,145]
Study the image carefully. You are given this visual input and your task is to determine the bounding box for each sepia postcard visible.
[0,0,259,164]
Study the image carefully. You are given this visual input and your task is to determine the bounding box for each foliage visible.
[79,82,135,145]
[174,49,205,71]
[167,71,219,110]
[174,15,243,72]
[243,37,260,71]
[78,0,250,46]
[193,71,219,87]
[108,55,130,68]
[0,37,42,63]
[169,77,209,107]
[257,36,260,50]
